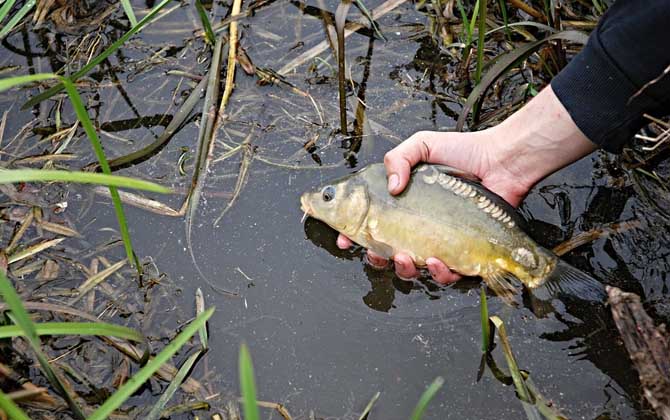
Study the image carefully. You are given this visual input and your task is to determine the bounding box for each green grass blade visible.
[468,0,479,42]
[456,0,470,41]
[498,0,510,38]
[474,0,486,83]
[145,350,201,420]
[485,21,556,39]
[456,30,589,131]
[21,0,171,109]
[2,72,165,269]
[60,78,139,270]
[0,0,35,40]
[354,0,385,41]
[409,376,444,420]
[358,391,381,420]
[0,322,144,342]
[0,389,31,420]
[542,0,553,28]
[0,73,57,92]
[480,286,490,352]
[456,0,472,61]
[195,0,215,45]
[0,169,170,192]
[87,307,215,420]
[0,271,86,420]
[523,377,569,420]
[489,316,532,403]
[120,0,138,26]
[239,343,260,420]
[95,76,207,171]
[0,0,17,23]
[195,288,208,349]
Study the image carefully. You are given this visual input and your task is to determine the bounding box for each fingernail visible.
[387,174,399,192]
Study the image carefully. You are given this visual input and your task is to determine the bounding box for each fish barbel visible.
[300,163,605,302]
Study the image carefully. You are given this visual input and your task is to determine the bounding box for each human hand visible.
[337,128,528,284]
[338,86,597,284]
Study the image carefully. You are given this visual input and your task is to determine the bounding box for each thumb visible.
[383,132,433,195]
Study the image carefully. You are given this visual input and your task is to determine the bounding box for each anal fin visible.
[483,270,521,306]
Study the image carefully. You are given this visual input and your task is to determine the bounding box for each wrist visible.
[487,85,598,189]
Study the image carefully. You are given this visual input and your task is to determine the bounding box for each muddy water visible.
[1,0,668,418]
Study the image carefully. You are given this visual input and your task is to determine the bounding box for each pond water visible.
[1,0,668,418]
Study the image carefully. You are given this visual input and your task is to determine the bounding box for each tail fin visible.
[540,260,606,302]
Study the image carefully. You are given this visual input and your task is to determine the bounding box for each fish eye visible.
[321,185,336,202]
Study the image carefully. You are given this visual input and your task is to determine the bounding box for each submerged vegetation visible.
[0,0,668,418]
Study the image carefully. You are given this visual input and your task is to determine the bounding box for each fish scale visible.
[422,166,516,229]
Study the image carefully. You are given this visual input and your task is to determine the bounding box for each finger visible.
[393,253,419,280]
[426,257,461,284]
[365,250,389,268]
[384,133,428,195]
[384,131,448,195]
[336,234,353,249]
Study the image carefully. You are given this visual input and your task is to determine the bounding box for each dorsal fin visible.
[414,163,481,183]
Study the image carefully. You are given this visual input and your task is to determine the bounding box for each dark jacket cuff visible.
[551,33,654,153]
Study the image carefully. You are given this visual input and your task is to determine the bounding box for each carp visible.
[300,163,605,302]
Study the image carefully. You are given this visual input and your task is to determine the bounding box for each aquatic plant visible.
[195,0,216,45]
[21,0,172,109]
[478,294,569,420]
[0,169,169,191]
[0,0,35,40]
[456,30,589,131]
[480,285,491,352]
[0,265,214,419]
[410,376,445,420]
[474,0,487,83]
[240,343,261,420]
[2,74,146,271]
[118,0,137,26]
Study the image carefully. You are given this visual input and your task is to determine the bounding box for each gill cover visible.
[305,178,370,238]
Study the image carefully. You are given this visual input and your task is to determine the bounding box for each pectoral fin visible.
[482,270,521,306]
[363,232,394,259]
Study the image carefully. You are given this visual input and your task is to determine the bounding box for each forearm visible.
[487,85,597,189]
[486,0,670,187]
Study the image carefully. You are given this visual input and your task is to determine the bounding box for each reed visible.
[410,376,445,420]
[195,0,216,44]
[0,0,35,40]
[21,0,172,109]
[335,0,353,134]
[119,0,137,26]
[240,343,261,420]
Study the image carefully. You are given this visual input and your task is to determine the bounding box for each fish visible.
[300,163,606,303]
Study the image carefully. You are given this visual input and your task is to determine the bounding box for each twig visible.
[278,0,407,75]
[552,220,640,256]
[507,0,546,21]
[607,286,670,420]
[219,0,243,115]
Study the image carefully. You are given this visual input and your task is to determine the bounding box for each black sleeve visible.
[550,0,670,153]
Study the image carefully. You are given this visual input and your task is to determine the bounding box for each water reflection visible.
[303,217,449,313]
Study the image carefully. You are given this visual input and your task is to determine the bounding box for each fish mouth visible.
[299,194,312,223]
